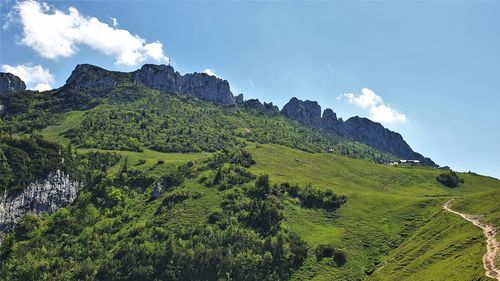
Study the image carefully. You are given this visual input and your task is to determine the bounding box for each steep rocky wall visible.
[281,97,436,166]
[0,170,80,234]
[0,72,26,92]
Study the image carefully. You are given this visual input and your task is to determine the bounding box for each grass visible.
[243,143,500,280]
[32,110,500,280]
[81,148,210,178]
[40,111,85,145]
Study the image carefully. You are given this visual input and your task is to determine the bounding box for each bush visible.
[280,183,346,211]
[315,244,335,261]
[333,250,347,266]
[315,244,346,266]
[436,171,464,188]
[15,213,41,240]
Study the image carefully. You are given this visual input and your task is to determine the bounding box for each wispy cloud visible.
[338,88,407,123]
[203,68,218,78]
[248,79,255,87]
[7,0,168,66]
[1,64,54,91]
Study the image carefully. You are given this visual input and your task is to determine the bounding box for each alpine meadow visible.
[0,1,499,281]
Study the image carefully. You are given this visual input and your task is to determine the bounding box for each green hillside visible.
[0,85,499,280]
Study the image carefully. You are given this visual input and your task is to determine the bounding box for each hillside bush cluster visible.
[30,88,397,163]
[0,163,310,280]
[436,171,464,188]
[315,244,347,266]
[280,182,347,211]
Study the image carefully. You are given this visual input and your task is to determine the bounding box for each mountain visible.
[281,97,435,165]
[0,64,498,281]
[52,64,435,165]
[0,73,26,92]
[64,64,236,106]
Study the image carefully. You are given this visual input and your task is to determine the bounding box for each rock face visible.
[281,97,322,127]
[281,97,436,165]
[65,64,237,106]
[343,116,425,162]
[321,108,347,135]
[133,64,236,106]
[65,64,124,91]
[152,181,165,199]
[243,99,280,114]
[0,170,79,233]
[0,73,26,92]
[235,94,244,104]
[182,72,234,105]
[244,99,266,110]
[133,64,182,92]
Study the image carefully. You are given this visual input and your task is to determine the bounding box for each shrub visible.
[333,250,347,266]
[315,244,335,261]
[280,183,346,211]
[15,213,41,240]
[315,244,346,266]
[436,171,464,188]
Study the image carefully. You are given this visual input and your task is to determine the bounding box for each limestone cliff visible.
[0,73,26,92]
[0,170,79,234]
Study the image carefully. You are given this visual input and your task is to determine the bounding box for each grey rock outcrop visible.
[65,64,237,106]
[235,94,244,104]
[65,64,124,91]
[133,64,182,92]
[281,97,322,127]
[244,99,266,110]
[264,102,280,114]
[321,108,347,135]
[0,73,26,92]
[152,181,165,199]
[281,97,436,166]
[343,116,435,165]
[243,99,280,114]
[0,170,79,234]
[133,64,236,106]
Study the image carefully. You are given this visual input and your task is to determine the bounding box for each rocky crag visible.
[65,64,236,106]
[0,170,80,235]
[281,97,435,165]
[3,65,434,164]
[0,73,26,92]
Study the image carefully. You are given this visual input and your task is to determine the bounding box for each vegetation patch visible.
[315,244,347,266]
[0,136,76,194]
[280,182,347,211]
[436,171,464,188]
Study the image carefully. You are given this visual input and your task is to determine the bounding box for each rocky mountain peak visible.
[65,64,125,90]
[280,97,435,165]
[133,64,181,91]
[281,97,322,127]
[63,63,237,106]
[181,72,235,106]
[0,73,26,92]
[133,63,237,105]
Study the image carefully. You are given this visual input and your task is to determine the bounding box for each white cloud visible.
[203,68,218,78]
[248,79,255,87]
[1,64,54,91]
[339,88,407,123]
[111,17,118,27]
[9,1,168,66]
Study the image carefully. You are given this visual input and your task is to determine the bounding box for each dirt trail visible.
[443,199,500,280]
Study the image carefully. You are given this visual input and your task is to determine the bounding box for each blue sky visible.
[1,0,499,178]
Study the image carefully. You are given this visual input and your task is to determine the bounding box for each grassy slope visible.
[245,143,500,280]
[38,110,500,280]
